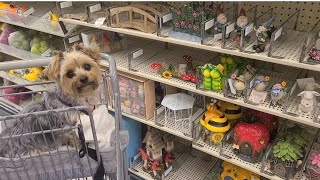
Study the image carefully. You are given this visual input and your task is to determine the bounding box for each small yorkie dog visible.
[0,44,101,157]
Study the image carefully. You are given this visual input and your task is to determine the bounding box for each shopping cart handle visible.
[0,58,52,72]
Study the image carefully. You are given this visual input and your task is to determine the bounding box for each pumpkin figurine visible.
[200,102,230,145]
[233,122,270,163]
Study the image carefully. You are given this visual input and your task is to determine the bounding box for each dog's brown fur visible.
[43,44,101,149]
[44,44,101,99]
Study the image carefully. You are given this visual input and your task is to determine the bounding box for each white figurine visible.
[234,75,246,95]
[243,65,257,81]
[298,91,320,114]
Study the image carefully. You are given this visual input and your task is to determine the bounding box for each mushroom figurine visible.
[181,74,192,81]
[191,74,197,83]
[150,63,162,74]
[233,75,246,96]
[138,148,149,170]
[183,55,193,73]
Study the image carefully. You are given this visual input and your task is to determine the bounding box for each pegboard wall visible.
[166,2,320,32]
[239,1,320,32]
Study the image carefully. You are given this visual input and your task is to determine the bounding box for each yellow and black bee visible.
[217,100,242,121]
[200,103,230,143]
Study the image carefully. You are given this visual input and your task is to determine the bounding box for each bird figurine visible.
[243,64,257,81]
[254,75,269,92]
[270,82,287,106]
[233,75,246,97]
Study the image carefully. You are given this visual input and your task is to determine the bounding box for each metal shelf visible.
[192,139,309,180]
[0,43,44,60]
[129,143,217,180]
[99,38,320,129]
[0,2,78,37]
[60,18,320,72]
[0,71,51,92]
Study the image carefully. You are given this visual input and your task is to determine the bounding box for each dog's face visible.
[43,44,101,99]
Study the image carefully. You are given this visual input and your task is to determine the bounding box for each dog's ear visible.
[43,51,63,80]
[73,43,100,63]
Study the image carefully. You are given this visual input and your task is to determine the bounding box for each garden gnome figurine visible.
[215,5,227,33]
[253,16,276,53]
[237,8,248,29]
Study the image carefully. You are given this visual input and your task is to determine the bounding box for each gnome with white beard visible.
[214,5,227,33]
[233,8,249,48]
[236,8,248,30]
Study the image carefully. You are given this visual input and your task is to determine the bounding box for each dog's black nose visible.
[80,76,88,84]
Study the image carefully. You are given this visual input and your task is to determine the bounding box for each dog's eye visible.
[83,64,91,71]
[66,70,75,78]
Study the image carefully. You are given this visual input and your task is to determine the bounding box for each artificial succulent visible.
[273,140,303,162]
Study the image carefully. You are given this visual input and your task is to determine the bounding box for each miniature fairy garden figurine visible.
[252,16,276,53]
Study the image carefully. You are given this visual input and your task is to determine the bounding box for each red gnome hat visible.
[216,4,224,15]
[239,8,246,16]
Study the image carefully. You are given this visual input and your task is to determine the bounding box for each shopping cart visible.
[0,54,128,180]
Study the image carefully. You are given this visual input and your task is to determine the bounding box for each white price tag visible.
[68,35,80,43]
[133,49,143,59]
[274,27,282,41]
[89,3,101,13]
[60,1,72,9]
[23,7,34,17]
[226,22,235,35]
[205,19,214,31]
[245,23,253,36]
[162,13,172,23]
[41,48,52,57]
[94,17,106,26]
[249,89,268,104]
[213,33,222,40]
[163,166,172,177]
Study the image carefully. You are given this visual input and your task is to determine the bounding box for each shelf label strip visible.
[274,27,282,41]
[132,49,143,59]
[68,35,80,43]
[245,23,253,36]
[162,13,172,24]
[60,1,73,9]
[89,3,101,13]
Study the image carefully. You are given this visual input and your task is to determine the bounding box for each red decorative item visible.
[138,148,149,169]
[150,63,162,74]
[245,109,279,139]
[191,75,197,83]
[233,122,270,162]
[181,74,191,81]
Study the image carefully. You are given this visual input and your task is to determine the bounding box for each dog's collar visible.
[57,93,89,116]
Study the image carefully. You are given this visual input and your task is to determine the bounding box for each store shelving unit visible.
[1,1,320,180]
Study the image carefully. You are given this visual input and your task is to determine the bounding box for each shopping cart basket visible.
[0,54,128,180]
